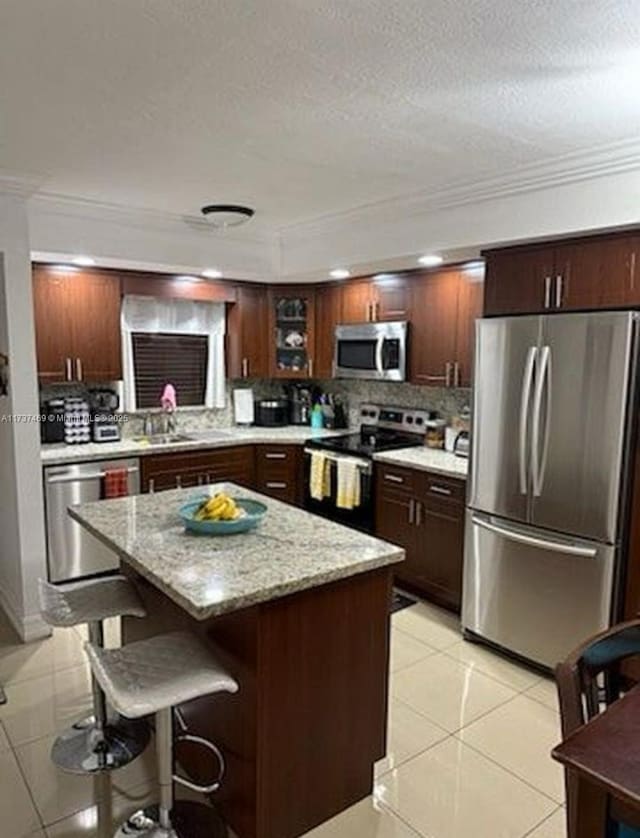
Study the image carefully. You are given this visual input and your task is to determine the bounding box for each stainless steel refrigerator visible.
[462,311,640,670]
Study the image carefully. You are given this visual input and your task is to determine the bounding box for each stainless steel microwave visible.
[333,321,407,381]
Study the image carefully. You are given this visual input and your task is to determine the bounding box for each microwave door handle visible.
[519,347,537,495]
[531,345,551,497]
[375,336,384,375]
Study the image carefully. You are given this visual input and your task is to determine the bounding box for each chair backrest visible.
[555,619,640,838]
[555,619,640,740]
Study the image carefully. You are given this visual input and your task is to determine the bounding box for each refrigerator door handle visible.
[471,515,598,558]
[519,347,538,494]
[531,345,552,497]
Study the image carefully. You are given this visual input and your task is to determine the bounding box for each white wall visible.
[0,195,49,641]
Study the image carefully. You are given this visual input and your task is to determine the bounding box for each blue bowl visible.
[179,497,267,536]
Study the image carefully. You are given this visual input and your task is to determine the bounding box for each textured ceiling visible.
[1,0,640,230]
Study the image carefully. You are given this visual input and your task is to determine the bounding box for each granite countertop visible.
[69,483,404,620]
[373,447,468,480]
[40,426,340,466]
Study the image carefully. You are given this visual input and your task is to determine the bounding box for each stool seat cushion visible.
[85,631,239,718]
[39,577,147,627]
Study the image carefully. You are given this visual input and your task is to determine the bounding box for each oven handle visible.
[47,467,139,485]
[304,448,372,474]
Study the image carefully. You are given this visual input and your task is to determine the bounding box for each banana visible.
[192,492,241,523]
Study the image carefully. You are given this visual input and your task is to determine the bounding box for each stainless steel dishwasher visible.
[44,458,140,583]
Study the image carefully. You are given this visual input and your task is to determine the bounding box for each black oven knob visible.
[406,416,414,424]
[415,417,424,426]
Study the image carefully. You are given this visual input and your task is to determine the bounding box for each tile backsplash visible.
[41,378,470,438]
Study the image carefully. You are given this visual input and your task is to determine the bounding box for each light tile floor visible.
[0,602,566,838]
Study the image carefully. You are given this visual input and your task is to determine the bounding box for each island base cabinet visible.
[122,566,392,838]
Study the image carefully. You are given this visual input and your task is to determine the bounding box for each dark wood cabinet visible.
[314,283,342,378]
[227,284,269,379]
[454,271,484,386]
[375,464,465,612]
[141,446,256,493]
[255,444,303,506]
[268,287,317,378]
[410,269,460,387]
[33,264,122,382]
[340,275,409,323]
[484,233,640,316]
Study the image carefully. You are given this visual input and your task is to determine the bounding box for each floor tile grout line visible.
[520,803,566,837]
[438,645,546,694]
[375,730,454,779]
[452,734,565,808]
[374,797,427,838]
[6,730,48,833]
[0,659,91,692]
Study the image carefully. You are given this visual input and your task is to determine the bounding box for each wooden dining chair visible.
[556,619,640,838]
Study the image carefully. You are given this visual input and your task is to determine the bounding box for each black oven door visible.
[303,451,374,533]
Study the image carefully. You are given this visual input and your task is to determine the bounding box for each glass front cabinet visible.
[268,288,316,378]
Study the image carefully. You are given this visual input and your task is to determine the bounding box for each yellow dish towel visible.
[310,452,330,501]
[337,458,361,510]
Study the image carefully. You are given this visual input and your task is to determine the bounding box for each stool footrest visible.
[174,733,225,794]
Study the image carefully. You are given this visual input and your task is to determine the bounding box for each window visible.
[131,332,209,409]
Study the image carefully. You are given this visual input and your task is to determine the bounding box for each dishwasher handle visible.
[47,466,139,485]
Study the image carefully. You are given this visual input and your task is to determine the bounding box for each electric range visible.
[304,403,432,531]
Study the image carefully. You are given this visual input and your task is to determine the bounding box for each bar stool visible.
[85,630,239,838]
[38,577,151,774]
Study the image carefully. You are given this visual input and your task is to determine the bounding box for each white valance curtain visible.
[121,295,226,412]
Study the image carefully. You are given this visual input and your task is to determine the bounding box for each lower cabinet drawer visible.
[256,478,298,505]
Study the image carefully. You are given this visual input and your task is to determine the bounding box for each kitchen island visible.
[69,484,404,838]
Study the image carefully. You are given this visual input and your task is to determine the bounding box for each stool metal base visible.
[51,715,150,775]
[114,801,228,838]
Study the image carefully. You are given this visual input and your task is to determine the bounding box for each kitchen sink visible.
[184,429,233,442]
[134,433,196,446]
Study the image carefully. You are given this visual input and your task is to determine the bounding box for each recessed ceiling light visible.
[71,255,95,267]
[330,268,350,280]
[202,268,223,279]
[464,260,485,271]
[176,275,201,283]
[418,254,443,267]
[201,204,255,228]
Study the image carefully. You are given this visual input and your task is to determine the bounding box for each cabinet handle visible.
[197,474,203,485]
[408,498,415,525]
[366,302,371,322]
[242,358,249,378]
[75,357,83,381]
[384,473,404,484]
[372,300,379,321]
[555,275,563,308]
[445,361,453,387]
[176,475,182,488]
[266,481,288,489]
[544,276,552,309]
[308,358,314,378]
[265,452,287,460]
[415,501,422,526]
[64,357,73,382]
[429,484,452,496]
[453,361,461,387]
[148,478,155,494]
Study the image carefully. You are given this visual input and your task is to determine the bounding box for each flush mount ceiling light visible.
[418,254,444,267]
[330,268,351,280]
[202,268,223,279]
[201,204,255,228]
[71,255,96,267]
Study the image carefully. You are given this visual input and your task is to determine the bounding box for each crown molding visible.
[0,170,45,199]
[280,137,640,237]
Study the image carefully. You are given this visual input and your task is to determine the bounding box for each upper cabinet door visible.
[66,271,122,381]
[228,284,269,379]
[314,284,342,379]
[33,266,74,382]
[484,247,555,316]
[409,270,459,386]
[33,265,122,382]
[269,287,316,378]
[554,235,640,311]
[454,270,485,387]
[372,275,410,321]
[341,279,374,323]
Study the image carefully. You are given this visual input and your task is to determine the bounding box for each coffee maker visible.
[288,383,312,425]
[89,388,121,442]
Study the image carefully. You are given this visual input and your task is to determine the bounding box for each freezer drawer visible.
[44,459,140,583]
[461,510,616,669]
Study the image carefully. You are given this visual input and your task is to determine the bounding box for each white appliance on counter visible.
[334,321,407,381]
[463,311,640,670]
[44,458,140,583]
